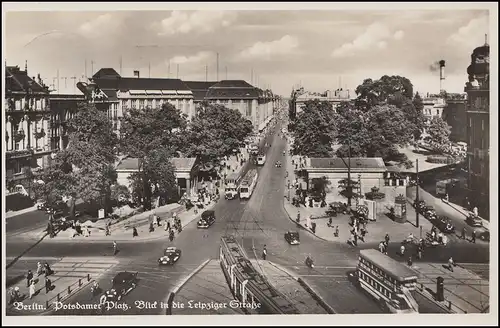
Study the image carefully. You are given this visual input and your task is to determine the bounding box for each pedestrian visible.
[262,245,267,260]
[471,230,476,243]
[360,228,367,242]
[417,247,423,260]
[353,233,358,246]
[385,233,390,245]
[105,226,111,236]
[44,262,53,276]
[133,227,138,238]
[461,227,467,240]
[156,214,161,227]
[29,281,36,299]
[400,244,405,257]
[45,277,52,294]
[334,226,339,237]
[26,269,34,287]
[379,241,385,253]
[113,241,118,255]
[448,257,455,272]
[149,222,154,233]
[36,262,43,276]
[164,221,168,231]
[167,220,171,231]
[86,226,91,237]
[407,256,413,267]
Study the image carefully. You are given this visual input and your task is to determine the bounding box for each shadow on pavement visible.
[6,232,48,270]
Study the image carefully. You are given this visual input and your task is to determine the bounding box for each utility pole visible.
[251,68,254,85]
[91,60,94,76]
[57,69,60,94]
[84,59,87,79]
[216,52,219,81]
[225,66,228,80]
[119,56,123,75]
[347,138,352,207]
[168,60,171,77]
[63,77,67,89]
[148,62,151,78]
[176,64,179,78]
[416,158,420,228]
[71,76,77,93]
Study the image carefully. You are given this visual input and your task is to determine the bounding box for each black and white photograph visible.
[2,2,497,326]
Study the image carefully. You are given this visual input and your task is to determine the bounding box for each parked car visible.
[465,214,483,227]
[158,247,182,265]
[284,231,300,245]
[197,210,216,229]
[103,272,138,302]
[433,216,455,234]
[479,230,490,242]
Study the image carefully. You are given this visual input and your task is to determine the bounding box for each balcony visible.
[6,148,34,160]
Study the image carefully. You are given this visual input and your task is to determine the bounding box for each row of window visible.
[10,98,47,111]
[359,263,397,291]
[359,270,393,299]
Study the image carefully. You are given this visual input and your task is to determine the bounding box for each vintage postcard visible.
[2,2,497,326]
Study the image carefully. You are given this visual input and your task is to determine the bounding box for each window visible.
[139,99,145,109]
[436,109,440,116]
[147,99,153,108]
[13,160,22,174]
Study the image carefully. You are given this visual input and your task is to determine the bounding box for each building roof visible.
[307,157,386,170]
[205,80,260,99]
[92,68,120,80]
[359,249,419,282]
[6,66,49,94]
[93,77,191,92]
[116,157,197,172]
[184,81,218,101]
[49,94,86,100]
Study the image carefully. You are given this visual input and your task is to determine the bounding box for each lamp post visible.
[346,139,352,207]
[415,158,420,228]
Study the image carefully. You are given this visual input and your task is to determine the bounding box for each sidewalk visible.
[6,257,119,315]
[249,260,328,314]
[412,262,489,313]
[6,205,38,219]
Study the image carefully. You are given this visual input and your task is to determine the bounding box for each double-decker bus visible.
[224,173,241,200]
[352,249,419,314]
[239,169,258,200]
[256,153,266,166]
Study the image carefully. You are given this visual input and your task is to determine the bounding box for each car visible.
[197,210,216,229]
[284,231,300,245]
[479,230,490,242]
[103,271,138,302]
[466,214,483,227]
[433,216,455,234]
[158,247,182,265]
[275,161,282,168]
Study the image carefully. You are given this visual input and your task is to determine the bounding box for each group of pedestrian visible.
[349,217,368,246]
[460,227,476,243]
[19,262,55,301]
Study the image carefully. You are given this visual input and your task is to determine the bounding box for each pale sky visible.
[3,3,494,96]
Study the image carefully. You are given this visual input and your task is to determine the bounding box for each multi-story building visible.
[442,95,467,143]
[183,81,218,108]
[77,68,196,135]
[5,64,52,187]
[464,41,490,218]
[48,94,87,150]
[203,80,274,130]
[295,88,351,115]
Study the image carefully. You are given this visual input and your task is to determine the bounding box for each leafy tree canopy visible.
[291,100,337,157]
[427,116,451,152]
[355,75,414,110]
[183,102,253,168]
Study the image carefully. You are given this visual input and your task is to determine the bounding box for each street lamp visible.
[339,138,353,207]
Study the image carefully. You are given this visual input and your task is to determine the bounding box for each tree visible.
[120,104,186,210]
[427,116,451,152]
[338,178,360,200]
[183,102,253,169]
[336,104,413,163]
[291,100,337,157]
[33,103,119,217]
[355,75,414,111]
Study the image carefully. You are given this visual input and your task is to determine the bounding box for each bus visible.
[225,173,241,200]
[239,169,258,200]
[352,249,419,314]
[257,154,266,166]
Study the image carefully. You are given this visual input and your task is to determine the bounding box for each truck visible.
[239,169,258,200]
[224,173,241,200]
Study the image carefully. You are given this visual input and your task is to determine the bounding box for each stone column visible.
[22,117,29,150]
[186,178,191,196]
[43,118,49,151]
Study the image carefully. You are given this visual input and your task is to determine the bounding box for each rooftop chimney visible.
[439,60,446,93]
[133,70,140,78]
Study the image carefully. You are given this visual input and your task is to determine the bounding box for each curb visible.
[281,203,331,243]
[41,279,95,316]
[297,277,337,314]
[166,258,211,315]
[6,206,38,219]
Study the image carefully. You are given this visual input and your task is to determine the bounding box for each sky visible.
[3,3,494,97]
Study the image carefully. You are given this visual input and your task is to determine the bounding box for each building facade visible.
[442,97,467,143]
[295,89,351,115]
[77,68,196,135]
[5,64,52,187]
[48,94,87,151]
[464,42,490,218]
[204,80,274,130]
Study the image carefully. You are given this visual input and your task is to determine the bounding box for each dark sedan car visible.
[102,271,138,302]
[197,210,216,229]
[433,216,455,234]
[284,231,300,245]
[158,247,182,265]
